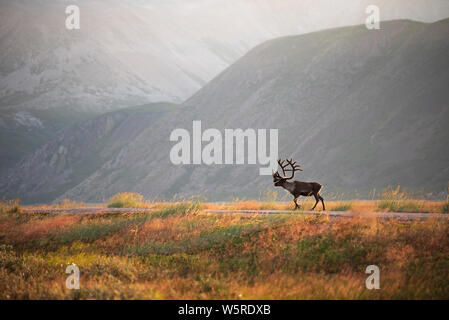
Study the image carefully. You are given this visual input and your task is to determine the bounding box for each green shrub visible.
[107,193,143,208]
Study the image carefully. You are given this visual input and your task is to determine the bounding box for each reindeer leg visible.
[293,198,300,210]
[319,195,325,211]
[312,193,320,210]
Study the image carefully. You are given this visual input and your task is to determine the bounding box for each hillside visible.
[1,0,448,173]
[0,103,177,203]
[1,19,449,203]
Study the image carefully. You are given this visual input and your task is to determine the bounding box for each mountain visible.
[1,19,449,203]
[1,0,449,173]
[0,102,177,203]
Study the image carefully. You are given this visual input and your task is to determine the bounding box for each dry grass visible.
[54,199,87,209]
[203,199,447,213]
[376,186,448,213]
[1,200,448,299]
[0,199,20,214]
[19,199,91,210]
[106,193,192,209]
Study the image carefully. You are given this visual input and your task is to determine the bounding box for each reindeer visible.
[272,158,325,211]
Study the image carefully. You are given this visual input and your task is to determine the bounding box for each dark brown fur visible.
[273,158,325,210]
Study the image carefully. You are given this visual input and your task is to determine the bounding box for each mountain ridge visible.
[2,0,448,173]
[2,19,449,203]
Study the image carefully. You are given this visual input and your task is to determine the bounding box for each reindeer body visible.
[273,158,325,211]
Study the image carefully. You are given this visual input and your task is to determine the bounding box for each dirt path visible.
[20,207,448,221]
[204,209,449,221]
[20,207,153,215]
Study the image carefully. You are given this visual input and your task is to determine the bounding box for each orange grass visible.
[202,199,446,213]
[0,214,82,244]
[1,201,448,299]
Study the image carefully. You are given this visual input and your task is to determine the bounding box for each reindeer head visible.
[272,171,285,186]
[273,158,302,186]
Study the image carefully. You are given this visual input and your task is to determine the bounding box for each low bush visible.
[107,193,143,208]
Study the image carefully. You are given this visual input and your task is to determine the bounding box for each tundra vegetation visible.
[107,193,145,208]
[0,199,20,214]
[0,187,448,299]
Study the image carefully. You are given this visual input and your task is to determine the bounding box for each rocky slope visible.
[0,103,177,203]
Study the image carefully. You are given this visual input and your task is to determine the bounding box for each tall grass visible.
[0,199,20,214]
[377,186,424,212]
[151,201,202,218]
[329,202,352,211]
[54,199,86,209]
[443,185,449,214]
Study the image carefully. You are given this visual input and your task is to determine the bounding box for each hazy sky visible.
[107,0,449,27]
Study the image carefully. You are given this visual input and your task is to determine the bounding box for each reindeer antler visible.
[277,158,303,179]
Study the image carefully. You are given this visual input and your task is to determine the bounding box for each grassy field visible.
[1,198,449,299]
